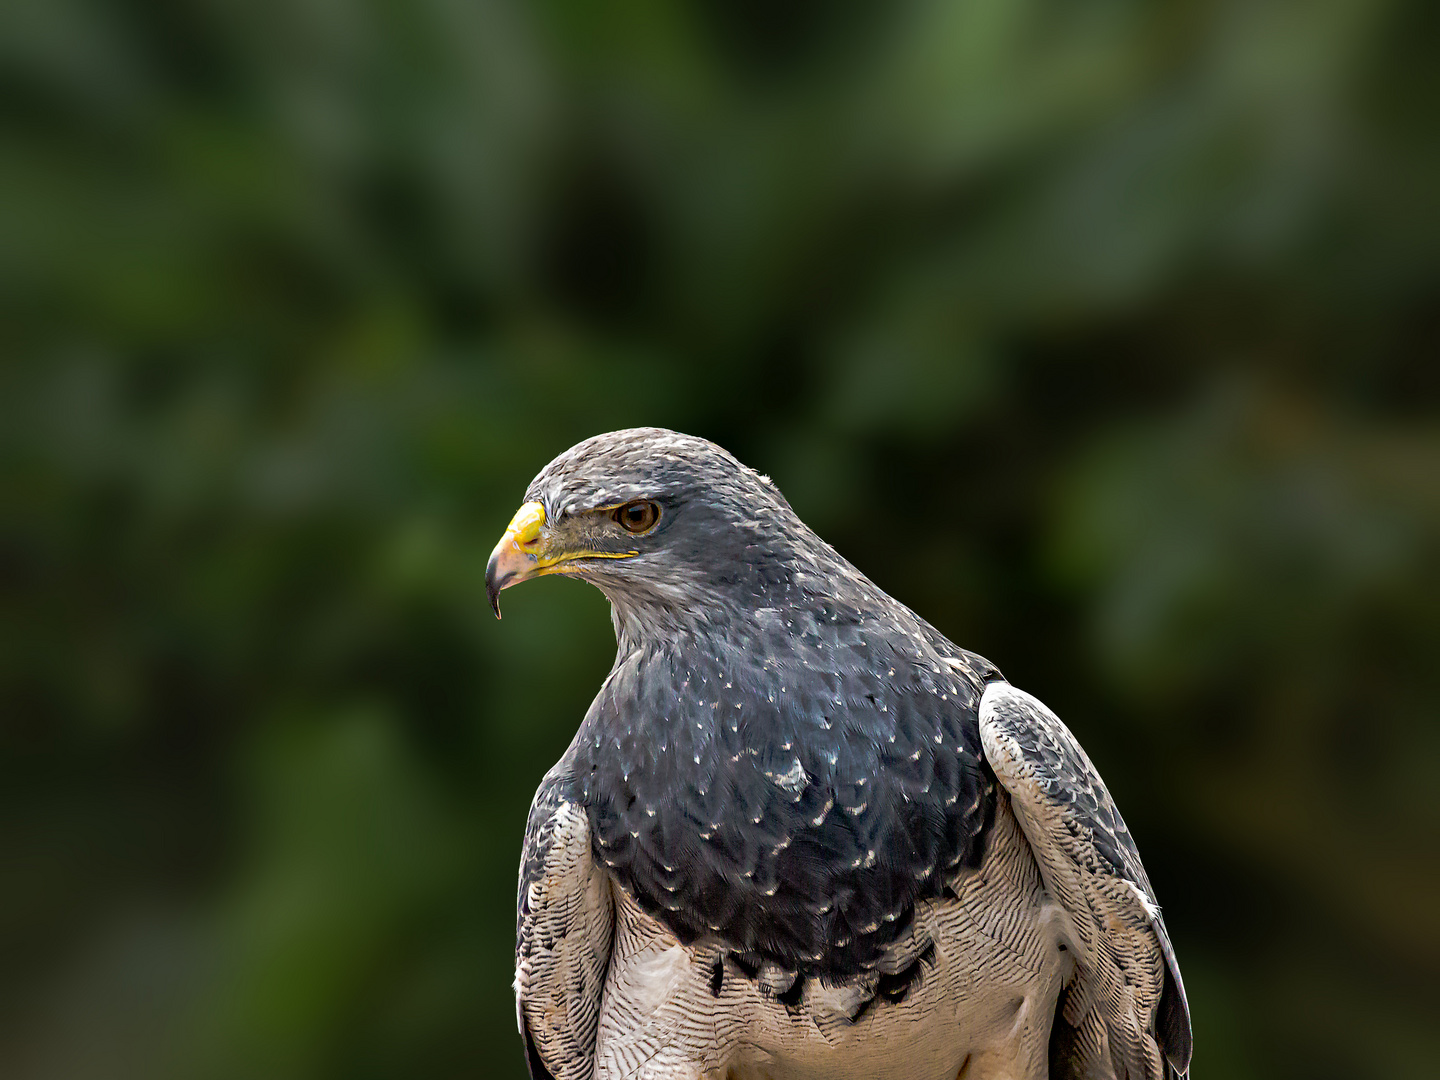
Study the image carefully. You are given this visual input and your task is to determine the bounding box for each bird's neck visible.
[604,581,751,657]
[596,529,883,660]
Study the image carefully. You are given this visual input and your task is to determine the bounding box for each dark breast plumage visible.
[570,596,1001,979]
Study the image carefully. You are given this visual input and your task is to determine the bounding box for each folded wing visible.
[978,681,1192,1080]
[516,769,615,1080]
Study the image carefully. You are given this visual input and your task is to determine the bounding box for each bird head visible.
[485,428,809,627]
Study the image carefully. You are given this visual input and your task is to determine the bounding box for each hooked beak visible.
[485,501,547,618]
[484,500,641,617]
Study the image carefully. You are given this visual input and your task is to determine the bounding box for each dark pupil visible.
[625,505,646,525]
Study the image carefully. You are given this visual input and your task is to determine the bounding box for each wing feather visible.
[978,681,1191,1080]
[516,768,615,1080]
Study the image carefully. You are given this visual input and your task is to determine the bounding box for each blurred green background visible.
[2,0,1437,1077]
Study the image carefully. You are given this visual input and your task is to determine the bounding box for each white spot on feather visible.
[622,940,689,1014]
[768,758,808,795]
[1128,880,1162,921]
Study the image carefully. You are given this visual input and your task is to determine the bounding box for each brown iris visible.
[613,500,660,534]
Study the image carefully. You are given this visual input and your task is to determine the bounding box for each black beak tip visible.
[485,553,504,619]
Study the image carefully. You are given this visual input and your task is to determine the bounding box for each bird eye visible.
[613,500,660,534]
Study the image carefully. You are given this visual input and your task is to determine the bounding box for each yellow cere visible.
[504,501,546,547]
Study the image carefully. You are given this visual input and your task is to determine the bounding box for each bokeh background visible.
[3,0,1437,1077]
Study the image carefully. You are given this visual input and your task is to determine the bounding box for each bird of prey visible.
[487,428,1191,1080]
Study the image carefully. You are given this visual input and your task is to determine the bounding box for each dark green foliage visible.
[0,1,1435,1077]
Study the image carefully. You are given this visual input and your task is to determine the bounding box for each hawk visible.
[487,429,1191,1080]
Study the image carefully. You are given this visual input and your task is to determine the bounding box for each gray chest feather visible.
[575,612,999,980]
